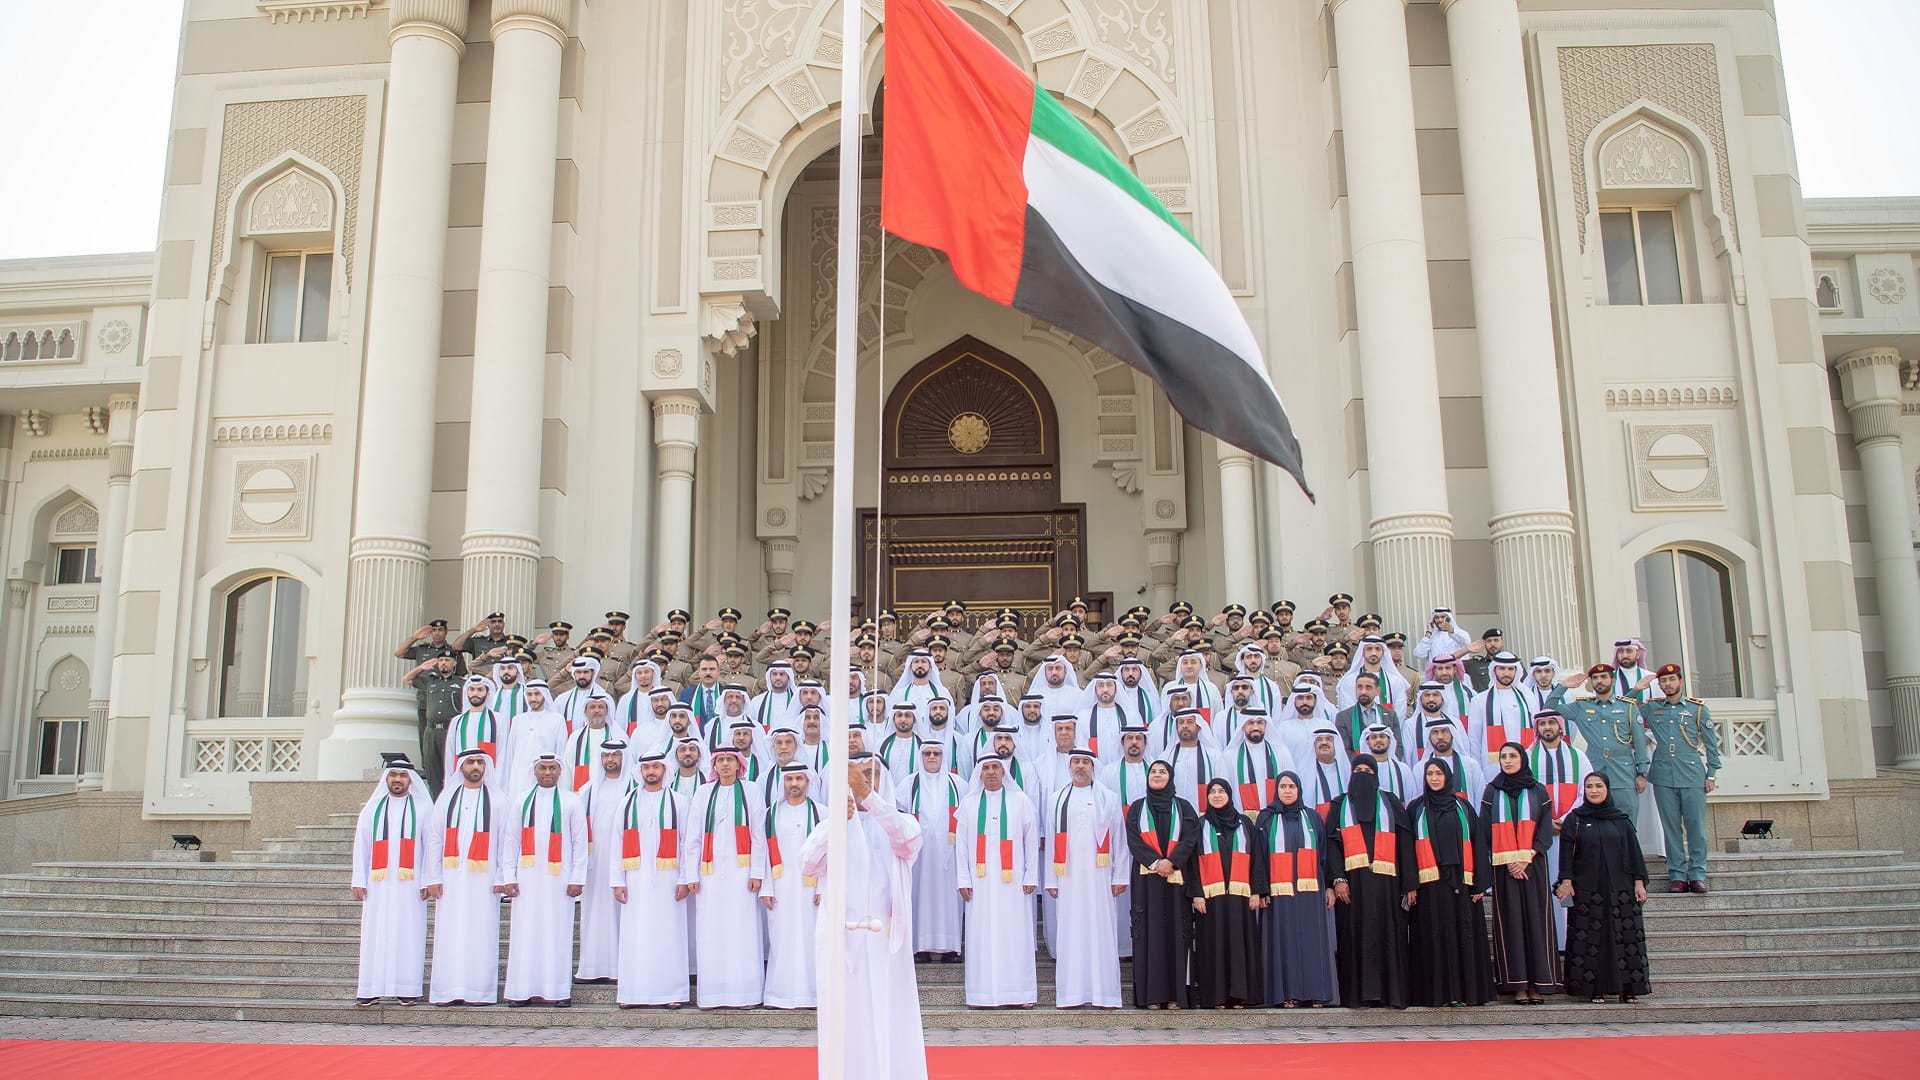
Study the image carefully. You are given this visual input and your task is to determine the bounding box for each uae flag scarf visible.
[369,796,417,882]
[766,799,821,887]
[1050,786,1112,877]
[881,0,1309,494]
[1414,799,1476,885]
[518,788,565,875]
[1197,817,1252,898]
[701,781,753,875]
[440,784,492,872]
[621,787,679,872]
[1265,809,1322,897]
[1332,792,1398,877]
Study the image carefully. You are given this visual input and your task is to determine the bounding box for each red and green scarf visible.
[1414,799,1475,885]
[369,796,417,882]
[701,781,752,875]
[1134,800,1184,884]
[1265,810,1321,896]
[440,784,491,872]
[1235,740,1280,814]
[766,799,821,886]
[1489,788,1538,866]
[1332,792,1398,877]
[572,724,610,791]
[974,788,1015,883]
[518,788,565,875]
[451,709,499,767]
[1050,786,1111,877]
[621,787,679,871]
[1198,818,1252,898]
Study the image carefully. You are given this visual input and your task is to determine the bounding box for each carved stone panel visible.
[1627,422,1722,511]
[230,457,314,539]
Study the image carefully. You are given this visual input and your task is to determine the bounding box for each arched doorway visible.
[859,337,1090,632]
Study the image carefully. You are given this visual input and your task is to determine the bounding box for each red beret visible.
[1587,662,1614,678]
[1655,663,1683,678]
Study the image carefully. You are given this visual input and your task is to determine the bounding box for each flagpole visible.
[817,0,865,1074]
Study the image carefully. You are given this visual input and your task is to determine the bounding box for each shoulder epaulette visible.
[1685,696,1704,706]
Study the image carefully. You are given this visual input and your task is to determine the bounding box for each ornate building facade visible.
[1,0,1916,830]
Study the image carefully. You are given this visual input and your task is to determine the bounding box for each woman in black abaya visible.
[1325,755,1413,1008]
[1124,760,1199,1009]
[1557,771,1652,1004]
[1481,740,1562,1003]
[1406,759,1492,1007]
[1187,778,1265,1008]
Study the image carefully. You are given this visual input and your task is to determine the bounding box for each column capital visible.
[652,394,704,456]
[6,579,29,609]
[389,0,468,51]
[1834,345,1905,414]
[492,0,568,43]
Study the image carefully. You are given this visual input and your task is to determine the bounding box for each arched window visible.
[36,657,90,777]
[242,166,337,344]
[1593,117,1705,306]
[1634,548,1742,697]
[219,575,309,718]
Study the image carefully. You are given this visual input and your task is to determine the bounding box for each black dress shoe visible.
[1689,881,1708,894]
[555,998,571,1008]
[507,999,530,1008]
[942,953,962,964]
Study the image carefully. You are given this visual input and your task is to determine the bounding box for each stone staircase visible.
[0,819,1915,1028]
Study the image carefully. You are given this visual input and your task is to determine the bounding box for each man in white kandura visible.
[1044,748,1129,1008]
[762,762,824,1009]
[900,740,964,962]
[687,746,767,1007]
[351,758,438,1007]
[575,739,632,983]
[610,750,694,1008]
[799,753,927,1080]
[955,755,1038,1008]
[429,748,509,1005]
[502,754,588,1006]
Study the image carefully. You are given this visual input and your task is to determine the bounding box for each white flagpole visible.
[817,0,865,1074]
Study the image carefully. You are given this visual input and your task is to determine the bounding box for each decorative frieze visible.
[212,417,336,446]
[1603,383,1737,410]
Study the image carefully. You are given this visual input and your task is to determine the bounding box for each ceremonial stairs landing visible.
[0,822,1915,1028]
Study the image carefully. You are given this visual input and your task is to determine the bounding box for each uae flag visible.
[881,0,1310,496]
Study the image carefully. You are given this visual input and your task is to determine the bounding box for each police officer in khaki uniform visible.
[600,611,640,672]
[530,620,576,684]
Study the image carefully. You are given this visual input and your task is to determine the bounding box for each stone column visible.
[763,539,798,610]
[322,0,469,779]
[459,0,568,625]
[1442,0,1582,664]
[1331,0,1456,634]
[1146,530,1182,613]
[653,395,702,614]
[77,394,136,791]
[0,579,30,791]
[1215,444,1258,604]
[1836,347,1920,767]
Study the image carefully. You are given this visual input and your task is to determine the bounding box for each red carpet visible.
[2,1031,1914,1078]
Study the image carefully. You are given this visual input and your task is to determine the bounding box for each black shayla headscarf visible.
[1487,740,1537,794]
[1566,771,1628,823]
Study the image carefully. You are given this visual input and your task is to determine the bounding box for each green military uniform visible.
[410,665,464,797]
[460,632,513,676]
[1546,684,1651,825]
[1641,687,1721,884]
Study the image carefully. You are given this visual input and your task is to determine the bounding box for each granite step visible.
[2,874,353,902]
[0,990,1916,1026]
[0,929,364,958]
[1636,882,1920,910]
[1652,969,1920,997]
[1647,850,1908,873]
[1641,902,1917,932]
[32,862,351,884]
[1649,945,1920,975]
[0,891,359,919]
[260,836,353,855]
[293,824,356,842]
[1659,925,1920,951]
[1650,865,1920,888]
[228,850,350,865]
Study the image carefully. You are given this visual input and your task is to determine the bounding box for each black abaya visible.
[1186,803,1265,1008]
[1124,795,1199,1008]
[1325,786,1414,1008]
[1481,781,1563,994]
[1406,788,1493,1007]
[1559,795,1652,999]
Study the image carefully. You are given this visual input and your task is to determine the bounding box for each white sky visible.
[0,0,1913,260]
